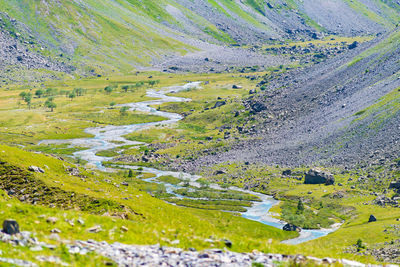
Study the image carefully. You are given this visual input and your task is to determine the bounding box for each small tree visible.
[19,91,27,99]
[45,97,57,112]
[356,239,365,252]
[74,88,84,96]
[68,92,76,101]
[23,93,32,109]
[297,199,304,214]
[109,101,116,109]
[120,106,129,116]
[35,89,44,98]
[122,85,129,93]
[104,86,113,94]
[45,88,57,96]
[128,169,133,178]
[148,80,160,87]
[135,81,144,89]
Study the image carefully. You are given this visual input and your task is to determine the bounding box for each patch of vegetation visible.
[156,175,182,185]
[75,109,165,126]
[280,200,335,229]
[165,198,252,212]
[174,188,261,202]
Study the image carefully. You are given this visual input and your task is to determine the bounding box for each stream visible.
[40,82,340,245]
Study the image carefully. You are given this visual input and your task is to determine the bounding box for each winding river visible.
[41,82,340,244]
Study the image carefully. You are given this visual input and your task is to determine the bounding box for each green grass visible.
[74,109,165,126]
[174,188,262,202]
[0,71,396,264]
[164,198,252,212]
[156,175,183,185]
[0,143,299,265]
[26,143,86,156]
[352,86,400,128]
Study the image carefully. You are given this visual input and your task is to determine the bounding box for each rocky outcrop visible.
[304,168,335,185]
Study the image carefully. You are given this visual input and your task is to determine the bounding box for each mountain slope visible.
[189,27,400,168]
[0,0,399,79]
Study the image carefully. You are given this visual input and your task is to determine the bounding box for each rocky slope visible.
[0,0,399,79]
[190,28,400,169]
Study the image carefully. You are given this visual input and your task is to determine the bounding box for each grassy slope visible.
[0,0,192,74]
[0,144,298,266]
[1,0,398,77]
[204,162,400,263]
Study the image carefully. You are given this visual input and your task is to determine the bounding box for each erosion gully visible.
[41,82,340,244]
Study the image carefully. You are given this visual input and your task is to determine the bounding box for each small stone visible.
[49,233,60,241]
[51,228,61,233]
[87,225,102,233]
[77,219,85,225]
[170,239,180,245]
[46,217,58,224]
[121,226,128,232]
[223,239,232,248]
[30,246,43,251]
[3,219,20,235]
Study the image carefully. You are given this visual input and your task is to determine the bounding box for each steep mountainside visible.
[0,0,399,79]
[191,28,400,169]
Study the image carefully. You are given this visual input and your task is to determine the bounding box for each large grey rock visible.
[28,166,45,173]
[304,168,334,185]
[283,223,301,232]
[3,219,20,235]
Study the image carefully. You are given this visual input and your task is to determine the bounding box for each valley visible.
[0,0,399,266]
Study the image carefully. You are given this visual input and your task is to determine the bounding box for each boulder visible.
[214,170,226,175]
[389,181,400,189]
[304,168,334,185]
[28,166,45,173]
[250,102,266,113]
[212,101,226,109]
[223,239,232,248]
[368,215,377,222]
[283,223,301,232]
[348,41,358,49]
[3,219,20,235]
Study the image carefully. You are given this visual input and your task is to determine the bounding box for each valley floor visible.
[0,66,398,266]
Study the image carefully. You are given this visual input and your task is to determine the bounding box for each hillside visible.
[0,1,400,266]
[0,0,399,80]
[192,27,400,168]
